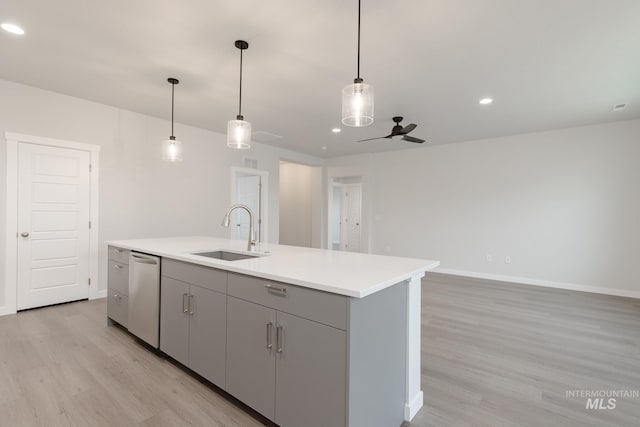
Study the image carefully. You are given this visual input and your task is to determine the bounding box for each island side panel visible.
[348,281,407,427]
[405,273,425,420]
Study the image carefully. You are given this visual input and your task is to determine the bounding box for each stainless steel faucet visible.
[221,204,257,252]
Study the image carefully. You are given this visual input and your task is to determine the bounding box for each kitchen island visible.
[106,236,439,427]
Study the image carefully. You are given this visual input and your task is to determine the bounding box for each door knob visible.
[20,232,29,238]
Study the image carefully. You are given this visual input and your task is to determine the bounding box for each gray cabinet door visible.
[107,261,129,295]
[107,289,128,327]
[188,285,226,388]
[275,312,347,427]
[160,277,189,367]
[226,296,276,420]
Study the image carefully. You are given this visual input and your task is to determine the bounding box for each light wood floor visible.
[1,274,639,426]
[405,273,640,427]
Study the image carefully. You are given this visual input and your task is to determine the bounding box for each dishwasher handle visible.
[130,253,158,265]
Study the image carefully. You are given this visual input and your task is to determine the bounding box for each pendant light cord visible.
[357,0,361,79]
[171,81,175,137]
[238,48,244,118]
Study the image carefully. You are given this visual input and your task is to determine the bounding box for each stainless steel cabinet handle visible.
[115,248,123,253]
[114,264,123,270]
[265,284,287,295]
[276,325,283,354]
[266,322,273,349]
[182,293,189,314]
[188,295,194,315]
[130,254,158,265]
[21,232,29,238]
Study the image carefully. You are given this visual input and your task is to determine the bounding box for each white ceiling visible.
[1,0,639,158]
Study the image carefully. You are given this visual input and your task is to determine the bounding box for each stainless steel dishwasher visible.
[128,252,160,348]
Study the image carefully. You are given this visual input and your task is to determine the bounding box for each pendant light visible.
[162,77,183,162]
[342,0,374,127]
[227,40,251,149]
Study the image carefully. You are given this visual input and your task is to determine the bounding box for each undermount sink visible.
[191,250,261,261]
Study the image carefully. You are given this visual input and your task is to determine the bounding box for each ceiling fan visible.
[357,116,425,144]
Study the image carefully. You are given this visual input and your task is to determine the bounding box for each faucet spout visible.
[221,204,257,252]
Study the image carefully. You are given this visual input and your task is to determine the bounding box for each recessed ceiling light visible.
[321,146,327,150]
[1,23,25,35]
[479,97,493,105]
[332,128,341,133]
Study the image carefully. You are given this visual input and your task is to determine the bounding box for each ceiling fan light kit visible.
[162,77,183,162]
[342,0,374,127]
[227,40,252,149]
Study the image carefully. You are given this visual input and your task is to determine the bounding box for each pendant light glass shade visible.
[228,40,252,149]
[163,77,183,162]
[342,80,374,127]
[162,137,183,162]
[227,117,251,149]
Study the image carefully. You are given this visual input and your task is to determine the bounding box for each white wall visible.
[326,119,640,295]
[2,77,638,307]
[0,78,322,310]
[310,165,324,249]
[279,162,315,247]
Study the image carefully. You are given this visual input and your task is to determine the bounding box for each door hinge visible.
[89,221,92,229]
[88,278,91,286]
[89,164,92,172]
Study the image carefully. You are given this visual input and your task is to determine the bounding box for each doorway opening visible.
[230,167,269,244]
[329,177,362,252]
[279,160,321,248]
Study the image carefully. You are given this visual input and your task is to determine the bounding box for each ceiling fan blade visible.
[397,123,417,135]
[402,135,425,144]
[357,134,393,142]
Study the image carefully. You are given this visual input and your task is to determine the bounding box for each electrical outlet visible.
[505,256,511,264]
[486,254,493,262]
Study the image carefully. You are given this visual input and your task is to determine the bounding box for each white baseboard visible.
[432,268,640,299]
[404,390,424,421]
[0,305,16,317]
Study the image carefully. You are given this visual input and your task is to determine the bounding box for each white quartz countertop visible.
[106,236,439,298]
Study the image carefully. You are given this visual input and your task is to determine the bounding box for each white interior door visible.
[331,184,343,250]
[342,184,362,252]
[17,143,91,310]
[235,174,262,241]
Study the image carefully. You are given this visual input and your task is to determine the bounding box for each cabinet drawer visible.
[162,259,227,294]
[108,246,130,264]
[108,261,129,295]
[228,273,348,330]
[107,288,128,327]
